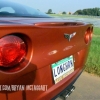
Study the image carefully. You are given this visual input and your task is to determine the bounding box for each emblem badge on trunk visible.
[64,32,76,41]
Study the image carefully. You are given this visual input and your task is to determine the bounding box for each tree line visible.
[46,8,100,16]
[74,8,100,16]
[46,9,70,14]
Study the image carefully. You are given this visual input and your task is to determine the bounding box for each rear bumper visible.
[0,69,83,100]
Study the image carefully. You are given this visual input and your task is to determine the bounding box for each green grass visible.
[93,27,100,35]
[49,14,100,19]
[85,27,100,76]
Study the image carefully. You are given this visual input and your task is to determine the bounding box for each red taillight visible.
[0,35,26,67]
[84,27,93,44]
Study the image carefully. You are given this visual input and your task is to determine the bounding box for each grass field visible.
[49,14,100,19]
[85,27,100,76]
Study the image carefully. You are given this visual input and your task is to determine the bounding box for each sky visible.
[8,0,100,13]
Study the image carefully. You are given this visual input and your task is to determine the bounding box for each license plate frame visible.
[51,55,74,84]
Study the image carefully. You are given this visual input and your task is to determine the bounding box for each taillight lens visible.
[0,35,26,67]
[84,27,93,44]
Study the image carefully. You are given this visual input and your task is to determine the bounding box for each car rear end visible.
[0,21,93,100]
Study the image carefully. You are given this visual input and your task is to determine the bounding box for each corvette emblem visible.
[64,32,76,41]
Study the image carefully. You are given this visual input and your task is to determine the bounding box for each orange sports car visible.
[0,1,93,100]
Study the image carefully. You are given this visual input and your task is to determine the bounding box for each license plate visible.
[51,55,74,84]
